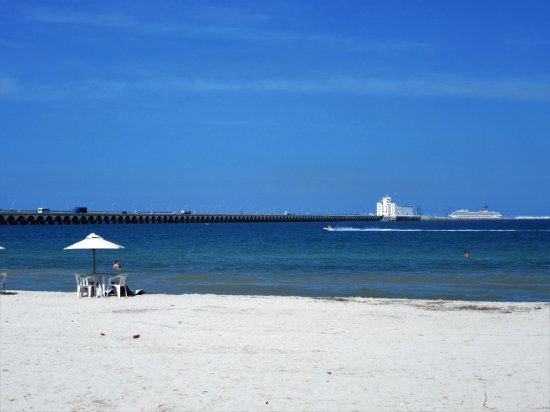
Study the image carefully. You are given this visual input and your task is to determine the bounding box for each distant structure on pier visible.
[376,196,415,218]
[449,206,502,219]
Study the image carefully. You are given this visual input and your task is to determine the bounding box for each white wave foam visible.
[327,227,549,232]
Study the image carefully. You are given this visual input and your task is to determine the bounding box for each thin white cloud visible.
[22,6,428,53]
[25,5,271,28]
[23,6,266,36]
[147,75,550,101]
[185,5,272,25]
[4,74,549,102]
[24,7,138,28]
[0,75,18,96]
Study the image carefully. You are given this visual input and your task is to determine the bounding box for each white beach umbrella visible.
[64,233,124,275]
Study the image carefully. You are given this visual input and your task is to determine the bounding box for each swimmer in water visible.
[464,250,470,258]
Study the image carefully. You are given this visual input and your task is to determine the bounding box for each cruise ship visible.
[449,206,502,219]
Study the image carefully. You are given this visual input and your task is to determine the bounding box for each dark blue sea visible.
[1,220,549,301]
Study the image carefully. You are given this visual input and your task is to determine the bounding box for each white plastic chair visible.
[75,274,94,298]
[109,274,128,298]
[1,273,7,294]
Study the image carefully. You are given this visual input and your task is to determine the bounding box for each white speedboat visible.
[323,225,334,231]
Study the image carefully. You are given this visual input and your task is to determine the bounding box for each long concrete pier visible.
[0,211,385,225]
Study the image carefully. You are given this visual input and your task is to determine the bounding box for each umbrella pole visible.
[93,249,96,296]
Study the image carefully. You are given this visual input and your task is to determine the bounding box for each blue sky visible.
[1,0,549,215]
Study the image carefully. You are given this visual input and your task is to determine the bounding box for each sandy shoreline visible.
[1,292,548,412]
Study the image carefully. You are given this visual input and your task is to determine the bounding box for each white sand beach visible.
[0,291,548,412]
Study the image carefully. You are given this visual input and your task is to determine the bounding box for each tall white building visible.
[376,196,396,217]
[376,196,414,217]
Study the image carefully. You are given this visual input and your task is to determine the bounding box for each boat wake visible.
[325,227,549,232]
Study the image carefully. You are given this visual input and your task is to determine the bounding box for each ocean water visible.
[1,220,549,301]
